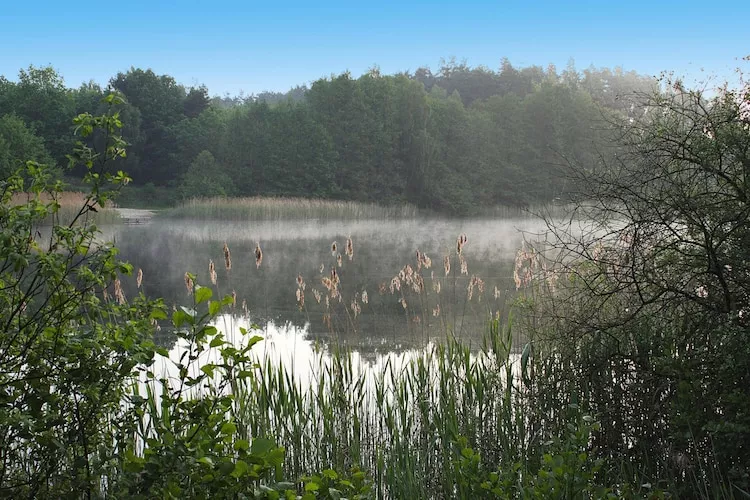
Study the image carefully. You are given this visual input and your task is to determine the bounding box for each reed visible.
[164,196,419,220]
[9,191,121,225]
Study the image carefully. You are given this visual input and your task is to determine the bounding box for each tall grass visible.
[165,196,419,220]
[230,322,526,498]
[9,191,121,225]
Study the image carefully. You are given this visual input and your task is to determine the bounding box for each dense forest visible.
[0,60,655,213]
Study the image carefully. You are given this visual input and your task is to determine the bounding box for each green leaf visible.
[250,437,275,456]
[233,439,250,451]
[230,460,248,478]
[209,300,221,316]
[195,285,212,304]
[220,421,237,436]
[198,456,214,467]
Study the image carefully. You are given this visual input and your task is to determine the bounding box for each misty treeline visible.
[0,60,655,213]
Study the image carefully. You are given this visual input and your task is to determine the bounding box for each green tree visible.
[0,114,55,179]
[535,74,750,494]
[178,150,233,199]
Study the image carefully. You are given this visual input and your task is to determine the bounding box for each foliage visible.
[178,150,234,200]
[0,113,56,179]
[0,93,153,497]
[532,73,750,495]
[0,61,652,214]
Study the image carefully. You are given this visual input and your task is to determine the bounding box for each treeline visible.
[0,60,655,213]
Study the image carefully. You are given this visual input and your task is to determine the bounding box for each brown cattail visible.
[346,236,354,261]
[255,242,263,269]
[209,260,217,285]
[444,255,451,276]
[114,279,126,305]
[312,288,322,304]
[460,255,468,276]
[223,243,232,271]
[456,234,468,255]
[336,253,343,268]
[184,272,194,295]
[331,241,337,256]
[297,274,306,290]
[351,299,361,317]
[296,288,305,309]
[136,268,143,289]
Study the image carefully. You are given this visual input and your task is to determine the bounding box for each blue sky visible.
[1,0,748,95]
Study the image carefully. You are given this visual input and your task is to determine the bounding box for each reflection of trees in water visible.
[111,218,540,352]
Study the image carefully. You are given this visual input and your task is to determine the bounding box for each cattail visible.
[312,288,322,304]
[361,289,368,304]
[390,276,401,294]
[297,274,306,290]
[255,242,263,269]
[460,255,468,276]
[422,253,432,269]
[136,268,143,289]
[416,250,422,271]
[231,290,237,307]
[433,280,441,294]
[337,253,343,268]
[399,297,407,309]
[184,272,194,295]
[114,279,126,305]
[456,234,468,255]
[331,241,337,256]
[346,236,354,261]
[296,288,305,309]
[433,304,441,317]
[209,260,217,285]
[331,268,339,287]
[351,299,361,317]
[223,243,232,271]
[493,285,501,300]
[444,255,451,276]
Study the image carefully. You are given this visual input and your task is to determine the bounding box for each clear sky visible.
[1,0,748,95]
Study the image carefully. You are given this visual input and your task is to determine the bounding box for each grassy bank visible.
[9,191,121,225]
[164,196,420,220]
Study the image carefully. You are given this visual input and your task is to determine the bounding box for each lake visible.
[104,216,550,357]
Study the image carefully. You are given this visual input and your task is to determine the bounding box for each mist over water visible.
[105,216,550,354]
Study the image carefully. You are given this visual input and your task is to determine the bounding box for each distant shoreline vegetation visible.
[165,196,420,220]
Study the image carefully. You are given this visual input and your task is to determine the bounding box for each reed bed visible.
[9,191,121,225]
[231,324,528,498]
[165,196,419,220]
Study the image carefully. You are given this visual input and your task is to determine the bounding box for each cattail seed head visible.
[209,260,217,285]
[136,268,143,289]
[255,242,263,269]
[223,243,232,271]
[346,236,354,261]
[114,279,126,305]
[184,272,194,295]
